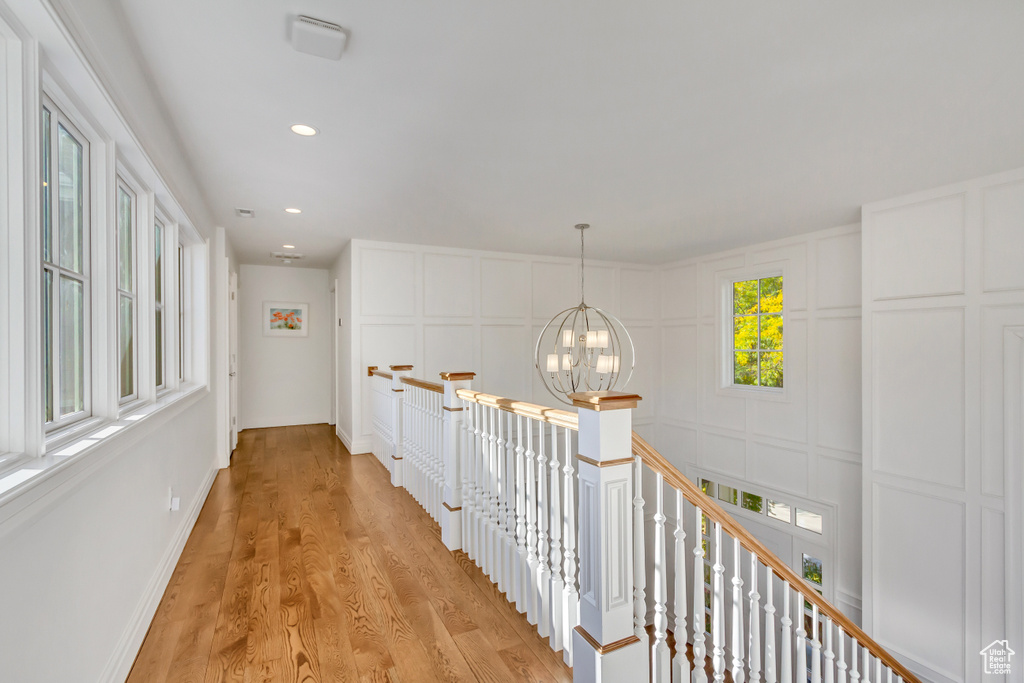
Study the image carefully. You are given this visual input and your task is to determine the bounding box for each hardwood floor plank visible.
[128,423,572,683]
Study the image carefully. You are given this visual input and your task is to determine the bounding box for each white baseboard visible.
[350,435,372,455]
[243,414,331,430]
[98,464,218,683]
[336,424,353,452]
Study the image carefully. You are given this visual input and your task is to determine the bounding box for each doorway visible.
[229,270,239,454]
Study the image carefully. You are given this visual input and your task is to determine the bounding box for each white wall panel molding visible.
[422,253,474,318]
[981,178,1024,293]
[870,193,967,301]
[748,441,809,496]
[871,482,966,683]
[863,166,1024,682]
[872,307,966,489]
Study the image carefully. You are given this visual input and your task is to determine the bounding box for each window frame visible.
[115,174,139,405]
[693,470,835,603]
[40,93,93,433]
[717,266,787,399]
[153,208,170,394]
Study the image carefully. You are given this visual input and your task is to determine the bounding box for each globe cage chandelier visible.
[534,224,635,406]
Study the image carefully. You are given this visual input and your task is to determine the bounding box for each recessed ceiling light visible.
[285,208,302,214]
[283,244,296,249]
[290,124,318,136]
[283,260,292,264]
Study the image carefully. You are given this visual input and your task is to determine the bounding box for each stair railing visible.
[366,366,921,683]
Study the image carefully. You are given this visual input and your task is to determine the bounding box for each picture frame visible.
[263,301,309,337]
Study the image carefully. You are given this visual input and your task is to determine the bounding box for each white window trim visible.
[716,265,789,401]
[691,467,836,602]
[0,0,212,524]
[153,208,170,395]
[115,173,140,407]
[41,94,93,432]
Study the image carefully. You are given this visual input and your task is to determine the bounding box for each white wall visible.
[0,0,223,681]
[239,265,332,429]
[862,166,1024,683]
[329,243,354,448]
[342,238,660,454]
[655,223,864,621]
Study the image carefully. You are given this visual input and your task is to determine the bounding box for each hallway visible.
[127,424,572,682]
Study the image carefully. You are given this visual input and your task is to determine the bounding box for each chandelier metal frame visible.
[534,224,635,405]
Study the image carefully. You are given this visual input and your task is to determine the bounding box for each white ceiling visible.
[115,0,1024,268]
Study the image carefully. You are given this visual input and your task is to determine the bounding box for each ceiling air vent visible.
[271,251,304,261]
[235,207,255,218]
[291,15,348,60]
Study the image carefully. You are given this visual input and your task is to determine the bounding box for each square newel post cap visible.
[569,391,642,411]
[439,372,476,382]
[367,365,377,377]
[389,364,413,372]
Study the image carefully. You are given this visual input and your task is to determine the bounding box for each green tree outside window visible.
[733,276,783,387]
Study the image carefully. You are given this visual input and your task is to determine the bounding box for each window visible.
[116,179,137,402]
[154,218,165,390]
[178,241,186,383]
[731,275,783,388]
[41,99,90,430]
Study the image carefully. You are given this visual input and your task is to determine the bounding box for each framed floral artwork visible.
[263,301,309,337]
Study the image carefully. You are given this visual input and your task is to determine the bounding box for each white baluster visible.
[488,406,500,583]
[671,489,689,683]
[811,605,822,683]
[514,414,527,613]
[536,420,551,638]
[796,591,807,683]
[548,425,564,653]
[461,399,473,554]
[633,456,647,639]
[712,522,727,683]
[505,411,517,601]
[764,568,777,683]
[780,582,793,683]
[861,648,871,683]
[823,617,835,683]
[849,640,860,683]
[475,402,486,565]
[525,417,539,625]
[652,473,670,683]
[692,506,708,683]
[561,425,578,666]
[732,537,746,683]
[749,553,761,683]
[873,657,882,683]
[494,409,507,591]
[836,625,847,683]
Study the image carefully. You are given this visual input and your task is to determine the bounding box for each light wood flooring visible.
[127,424,573,683]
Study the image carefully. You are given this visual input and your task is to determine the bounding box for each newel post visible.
[440,371,475,550]
[389,364,413,488]
[570,391,649,683]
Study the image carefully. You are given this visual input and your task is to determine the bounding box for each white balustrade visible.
[366,364,921,683]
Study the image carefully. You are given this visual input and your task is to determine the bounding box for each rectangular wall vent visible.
[270,252,304,260]
[292,15,348,60]
[235,208,255,218]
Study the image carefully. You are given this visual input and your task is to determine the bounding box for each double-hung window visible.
[116,178,138,403]
[41,99,90,430]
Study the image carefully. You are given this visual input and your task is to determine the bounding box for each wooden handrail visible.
[630,432,920,683]
[370,368,393,380]
[455,389,580,431]
[401,376,444,394]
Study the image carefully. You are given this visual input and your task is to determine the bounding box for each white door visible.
[229,270,239,452]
